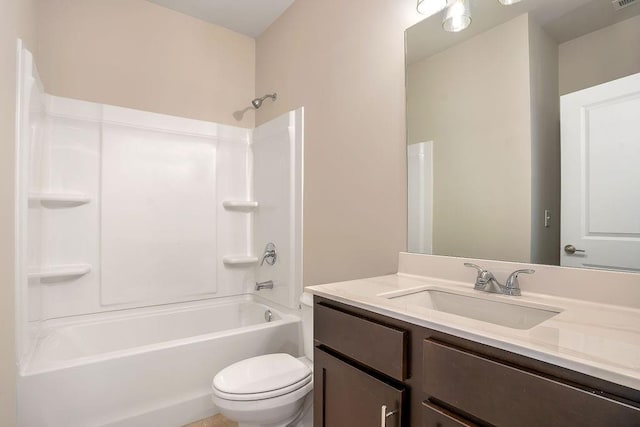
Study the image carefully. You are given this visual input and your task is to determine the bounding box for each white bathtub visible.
[18,295,302,427]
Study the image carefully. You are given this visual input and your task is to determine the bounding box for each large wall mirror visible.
[406,0,640,272]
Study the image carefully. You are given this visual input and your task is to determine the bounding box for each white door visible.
[561,72,640,272]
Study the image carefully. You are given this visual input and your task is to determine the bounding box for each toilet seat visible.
[213,375,312,401]
[212,353,312,401]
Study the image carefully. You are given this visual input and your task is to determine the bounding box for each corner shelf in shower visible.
[28,192,91,208]
[27,263,92,280]
[222,256,259,266]
[222,200,259,211]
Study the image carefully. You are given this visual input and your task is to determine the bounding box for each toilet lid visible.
[213,353,312,396]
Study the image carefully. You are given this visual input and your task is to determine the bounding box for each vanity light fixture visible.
[418,0,519,34]
[417,0,453,18]
[443,0,471,32]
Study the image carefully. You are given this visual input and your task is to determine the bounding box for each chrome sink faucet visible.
[464,263,534,296]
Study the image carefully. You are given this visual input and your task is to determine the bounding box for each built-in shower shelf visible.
[29,192,91,207]
[28,264,92,280]
[222,200,259,211]
[222,256,259,266]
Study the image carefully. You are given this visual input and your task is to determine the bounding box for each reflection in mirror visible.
[406,0,640,272]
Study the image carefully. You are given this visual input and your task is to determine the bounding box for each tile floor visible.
[183,414,237,427]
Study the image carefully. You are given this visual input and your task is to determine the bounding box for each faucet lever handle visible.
[464,263,491,290]
[464,263,485,275]
[504,269,535,295]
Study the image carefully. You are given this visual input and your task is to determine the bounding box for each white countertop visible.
[307,273,640,391]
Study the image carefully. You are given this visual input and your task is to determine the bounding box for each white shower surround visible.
[25,94,257,318]
[15,43,305,426]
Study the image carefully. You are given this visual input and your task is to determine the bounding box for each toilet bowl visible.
[211,294,314,427]
[212,353,312,427]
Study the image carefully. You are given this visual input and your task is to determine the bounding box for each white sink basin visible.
[386,289,561,330]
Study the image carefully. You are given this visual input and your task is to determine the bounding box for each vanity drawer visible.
[422,401,478,427]
[314,302,408,381]
[422,339,640,426]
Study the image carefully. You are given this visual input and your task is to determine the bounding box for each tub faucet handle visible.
[260,242,277,266]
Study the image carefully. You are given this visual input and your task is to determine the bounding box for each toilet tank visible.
[299,293,314,361]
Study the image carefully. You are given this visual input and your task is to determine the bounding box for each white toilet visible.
[211,294,314,427]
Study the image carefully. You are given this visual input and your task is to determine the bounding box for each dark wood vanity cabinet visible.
[314,301,408,427]
[314,296,640,427]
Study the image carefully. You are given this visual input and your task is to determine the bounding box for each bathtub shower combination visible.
[15,43,304,426]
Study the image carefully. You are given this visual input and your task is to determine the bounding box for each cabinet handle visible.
[380,404,398,427]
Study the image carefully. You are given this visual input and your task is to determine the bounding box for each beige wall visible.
[559,14,640,95]
[528,16,560,266]
[0,0,37,423]
[407,15,533,263]
[255,0,421,286]
[37,0,256,128]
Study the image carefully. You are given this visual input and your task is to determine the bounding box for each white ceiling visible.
[147,0,296,38]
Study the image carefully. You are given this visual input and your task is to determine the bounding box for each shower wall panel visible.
[252,108,304,309]
[16,42,45,364]
[37,110,101,318]
[100,123,218,305]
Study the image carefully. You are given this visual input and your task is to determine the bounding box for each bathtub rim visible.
[21,293,301,376]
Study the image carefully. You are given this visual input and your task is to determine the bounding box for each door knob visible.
[564,244,585,255]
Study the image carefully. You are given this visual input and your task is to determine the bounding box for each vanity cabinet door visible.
[314,348,405,427]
